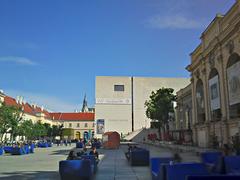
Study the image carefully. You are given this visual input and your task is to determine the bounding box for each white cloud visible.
[146,15,204,30]
[5,90,81,112]
[0,56,38,66]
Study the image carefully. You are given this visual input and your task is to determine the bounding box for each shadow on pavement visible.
[50,149,71,156]
[0,171,60,180]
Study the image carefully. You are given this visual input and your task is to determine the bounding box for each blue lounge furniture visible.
[59,159,92,180]
[11,147,24,155]
[92,142,101,149]
[187,175,240,180]
[0,148,3,155]
[24,145,29,154]
[224,155,240,175]
[48,142,52,147]
[130,148,150,166]
[30,144,34,153]
[165,162,209,180]
[200,151,223,173]
[76,142,84,148]
[151,157,174,180]
[81,155,97,174]
[38,142,48,148]
[4,146,13,153]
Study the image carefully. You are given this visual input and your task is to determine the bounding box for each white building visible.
[95,76,190,137]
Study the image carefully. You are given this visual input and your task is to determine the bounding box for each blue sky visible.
[0,0,235,112]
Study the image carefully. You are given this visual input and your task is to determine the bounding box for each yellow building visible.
[187,1,240,147]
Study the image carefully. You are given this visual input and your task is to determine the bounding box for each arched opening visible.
[208,68,221,121]
[196,79,205,123]
[84,131,89,141]
[75,131,81,140]
[227,53,240,118]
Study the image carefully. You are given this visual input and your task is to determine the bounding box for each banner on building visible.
[209,75,220,110]
[96,98,131,105]
[227,61,240,105]
[96,119,105,134]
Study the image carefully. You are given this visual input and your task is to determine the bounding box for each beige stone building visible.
[187,1,240,147]
[95,76,189,138]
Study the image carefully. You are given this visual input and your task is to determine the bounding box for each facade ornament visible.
[226,40,234,54]
[201,68,206,75]
[194,69,200,79]
[208,51,215,69]
[217,54,223,63]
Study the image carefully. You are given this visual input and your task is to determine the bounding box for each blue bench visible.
[151,157,173,180]
[81,155,98,174]
[224,155,240,175]
[76,142,84,148]
[200,151,223,173]
[30,144,34,153]
[187,175,240,180]
[59,159,92,180]
[92,142,101,149]
[130,148,150,166]
[11,147,25,155]
[165,162,209,180]
[0,148,3,155]
[38,142,48,148]
[4,146,13,153]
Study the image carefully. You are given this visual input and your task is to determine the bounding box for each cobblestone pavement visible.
[0,143,200,180]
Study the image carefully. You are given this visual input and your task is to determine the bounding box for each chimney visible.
[16,96,20,104]
[41,105,44,111]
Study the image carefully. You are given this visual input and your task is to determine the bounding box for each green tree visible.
[18,120,34,140]
[52,124,63,138]
[32,121,47,139]
[145,87,176,140]
[0,103,12,140]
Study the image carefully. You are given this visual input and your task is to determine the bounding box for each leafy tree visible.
[52,124,63,138]
[32,121,47,139]
[18,120,34,140]
[145,87,176,140]
[0,103,12,140]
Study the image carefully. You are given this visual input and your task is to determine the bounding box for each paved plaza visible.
[0,143,200,180]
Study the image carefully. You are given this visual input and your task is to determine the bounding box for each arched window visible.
[227,53,240,118]
[208,68,221,121]
[196,79,205,123]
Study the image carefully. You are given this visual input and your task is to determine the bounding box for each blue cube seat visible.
[59,159,92,180]
[81,155,97,174]
[76,142,84,148]
[151,157,174,180]
[224,155,240,175]
[38,142,48,148]
[187,175,240,180]
[165,162,209,180]
[4,146,13,153]
[130,148,150,166]
[92,142,101,149]
[11,147,24,155]
[30,144,34,153]
[0,148,3,155]
[24,145,29,154]
[200,151,222,173]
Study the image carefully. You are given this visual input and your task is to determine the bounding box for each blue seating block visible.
[224,155,240,175]
[24,145,29,154]
[59,159,92,180]
[4,146,13,153]
[30,144,34,153]
[92,142,101,149]
[151,157,173,180]
[200,151,222,173]
[0,148,3,155]
[38,142,48,148]
[165,163,209,180]
[11,147,24,155]
[76,142,84,148]
[187,175,240,180]
[81,155,97,174]
[130,148,150,166]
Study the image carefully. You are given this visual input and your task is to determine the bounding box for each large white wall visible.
[95,76,190,137]
[133,77,190,130]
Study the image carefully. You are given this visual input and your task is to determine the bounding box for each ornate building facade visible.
[187,1,240,147]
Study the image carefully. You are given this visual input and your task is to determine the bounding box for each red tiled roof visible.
[4,96,18,106]
[23,103,35,115]
[50,112,94,121]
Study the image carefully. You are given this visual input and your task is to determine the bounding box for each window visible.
[114,85,124,91]
[92,123,95,127]
[77,123,80,127]
[69,123,72,128]
[84,123,88,128]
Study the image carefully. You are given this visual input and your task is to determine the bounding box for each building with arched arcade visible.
[186,0,240,147]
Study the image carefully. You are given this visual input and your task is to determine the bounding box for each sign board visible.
[96,119,105,134]
[96,98,131,105]
[227,61,240,105]
[209,75,220,110]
